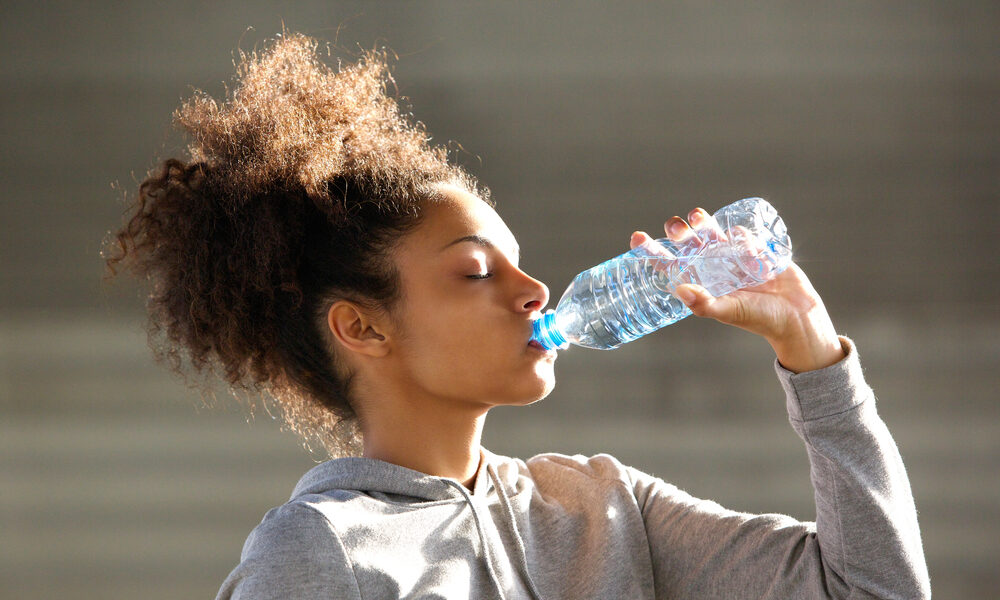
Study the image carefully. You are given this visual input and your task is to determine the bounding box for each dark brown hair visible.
[104,33,488,456]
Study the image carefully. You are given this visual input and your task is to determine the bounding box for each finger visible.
[630,231,678,261]
[629,230,655,250]
[664,216,699,245]
[688,208,728,244]
[730,225,759,251]
[674,283,747,326]
[674,283,710,311]
[729,224,786,281]
[726,223,758,260]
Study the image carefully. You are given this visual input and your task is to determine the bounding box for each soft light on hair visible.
[104,32,488,456]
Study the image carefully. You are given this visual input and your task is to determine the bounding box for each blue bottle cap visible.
[531,310,569,350]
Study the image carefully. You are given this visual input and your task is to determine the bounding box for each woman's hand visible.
[629,207,845,373]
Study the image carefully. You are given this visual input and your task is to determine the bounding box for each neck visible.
[359,394,487,490]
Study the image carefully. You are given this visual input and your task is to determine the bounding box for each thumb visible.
[674,283,740,323]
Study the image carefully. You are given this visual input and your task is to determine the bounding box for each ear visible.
[326,300,391,358]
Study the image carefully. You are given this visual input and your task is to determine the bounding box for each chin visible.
[519,369,556,405]
[528,383,555,405]
[485,360,555,407]
[491,373,555,408]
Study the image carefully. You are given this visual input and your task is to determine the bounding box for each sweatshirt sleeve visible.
[214,501,362,600]
[629,336,930,599]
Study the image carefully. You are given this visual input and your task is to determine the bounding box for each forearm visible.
[777,337,930,598]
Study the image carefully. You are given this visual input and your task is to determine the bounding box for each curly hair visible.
[104,32,488,456]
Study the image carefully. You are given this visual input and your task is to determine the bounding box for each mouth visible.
[527,339,557,357]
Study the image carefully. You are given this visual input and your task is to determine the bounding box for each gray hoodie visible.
[216,338,930,599]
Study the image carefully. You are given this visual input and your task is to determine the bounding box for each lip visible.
[527,313,558,354]
[527,339,557,357]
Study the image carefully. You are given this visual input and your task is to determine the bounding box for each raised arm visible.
[630,337,929,598]
[625,208,930,598]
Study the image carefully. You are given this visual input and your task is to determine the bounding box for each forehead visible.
[407,184,516,252]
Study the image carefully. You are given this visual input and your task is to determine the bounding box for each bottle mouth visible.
[530,311,568,350]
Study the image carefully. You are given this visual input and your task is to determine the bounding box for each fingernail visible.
[676,287,696,305]
[668,220,686,236]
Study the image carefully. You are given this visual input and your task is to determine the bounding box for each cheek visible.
[400,321,513,392]
[402,302,478,357]
[394,301,489,373]
[401,285,497,354]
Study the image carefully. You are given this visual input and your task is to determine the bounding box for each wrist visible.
[768,310,845,374]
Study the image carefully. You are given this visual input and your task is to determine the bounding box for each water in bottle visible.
[530,197,792,350]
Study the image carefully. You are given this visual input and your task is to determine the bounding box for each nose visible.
[514,268,550,313]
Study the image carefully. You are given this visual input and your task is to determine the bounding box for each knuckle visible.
[732,298,748,325]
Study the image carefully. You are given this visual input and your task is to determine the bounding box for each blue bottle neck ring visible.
[531,310,569,350]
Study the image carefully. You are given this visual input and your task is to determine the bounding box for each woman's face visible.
[385,184,556,410]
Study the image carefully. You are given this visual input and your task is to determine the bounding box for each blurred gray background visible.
[2,1,998,598]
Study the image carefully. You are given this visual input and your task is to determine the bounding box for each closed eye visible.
[467,273,493,280]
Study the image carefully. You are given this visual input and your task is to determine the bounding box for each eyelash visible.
[467,273,493,280]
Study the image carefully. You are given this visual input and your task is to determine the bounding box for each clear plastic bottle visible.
[530,197,793,350]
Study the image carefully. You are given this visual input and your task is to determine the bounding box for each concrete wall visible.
[2,2,997,597]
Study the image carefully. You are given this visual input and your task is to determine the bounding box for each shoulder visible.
[518,452,720,515]
[521,451,635,487]
[241,500,344,561]
[216,501,360,600]
[519,452,692,505]
[485,450,638,502]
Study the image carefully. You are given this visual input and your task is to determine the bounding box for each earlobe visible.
[326,301,390,358]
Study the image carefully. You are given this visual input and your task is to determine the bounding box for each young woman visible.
[106,33,930,599]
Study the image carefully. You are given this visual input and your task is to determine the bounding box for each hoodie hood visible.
[290,448,518,503]
[287,448,544,600]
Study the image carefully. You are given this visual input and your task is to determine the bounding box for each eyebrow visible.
[442,234,520,261]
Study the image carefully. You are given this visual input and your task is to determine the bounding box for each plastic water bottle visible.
[530,197,792,350]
